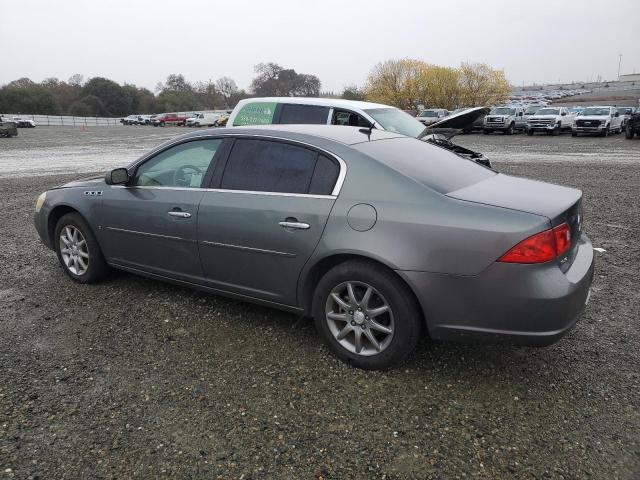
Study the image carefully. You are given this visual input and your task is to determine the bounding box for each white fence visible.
[1,114,121,126]
[1,110,231,127]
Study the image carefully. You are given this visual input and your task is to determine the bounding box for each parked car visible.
[138,115,153,125]
[617,107,634,129]
[415,109,449,126]
[0,116,18,137]
[571,106,623,137]
[33,125,594,369]
[625,108,640,139]
[228,98,490,166]
[216,114,230,127]
[120,115,141,126]
[521,105,542,131]
[12,117,36,128]
[186,112,221,127]
[151,113,188,127]
[526,107,575,135]
[483,106,525,134]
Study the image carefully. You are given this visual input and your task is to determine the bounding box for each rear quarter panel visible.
[304,148,550,277]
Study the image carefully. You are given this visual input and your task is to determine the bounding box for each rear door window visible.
[221,139,317,194]
[277,104,330,124]
[220,140,340,195]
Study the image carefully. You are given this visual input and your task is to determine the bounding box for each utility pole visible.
[618,54,623,81]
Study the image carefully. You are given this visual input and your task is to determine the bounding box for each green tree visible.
[341,85,365,101]
[81,77,132,116]
[250,63,321,97]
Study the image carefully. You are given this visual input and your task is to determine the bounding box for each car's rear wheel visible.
[313,260,421,370]
[54,213,110,284]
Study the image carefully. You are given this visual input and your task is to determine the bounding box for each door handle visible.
[279,221,310,230]
[168,211,191,218]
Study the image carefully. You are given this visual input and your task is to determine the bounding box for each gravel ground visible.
[0,127,639,479]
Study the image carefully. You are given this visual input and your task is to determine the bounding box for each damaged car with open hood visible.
[227,98,492,167]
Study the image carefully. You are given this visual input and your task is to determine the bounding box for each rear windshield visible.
[353,137,495,194]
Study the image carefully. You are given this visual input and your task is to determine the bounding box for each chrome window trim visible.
[112,185,336,200]
[128,133,347,196]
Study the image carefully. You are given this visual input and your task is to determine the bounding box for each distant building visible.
[619,73,640,82]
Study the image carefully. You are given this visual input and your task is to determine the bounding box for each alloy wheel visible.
[325,281,395,356]
[59,225,89,275]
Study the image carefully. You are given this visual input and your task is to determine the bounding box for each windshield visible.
[536,108,560,115]
[582,108,611,116]
[364,108,426,138]
[418,111,439,117]
[617,107,632,114]
[490,107,515,115]
[524,107,541,114]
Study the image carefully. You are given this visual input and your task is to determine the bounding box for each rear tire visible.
[54,213,110,284]
[312,260,421,370]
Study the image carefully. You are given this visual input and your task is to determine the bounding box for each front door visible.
[99,138,223,282]
[197,138,342,306]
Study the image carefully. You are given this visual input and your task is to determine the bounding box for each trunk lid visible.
[447,173,584,268]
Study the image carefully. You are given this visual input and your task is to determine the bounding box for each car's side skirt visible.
[109,262,304,315]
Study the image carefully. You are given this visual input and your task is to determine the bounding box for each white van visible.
[228,97,428,138]
[186,112,221,127]
[228,97,492,167]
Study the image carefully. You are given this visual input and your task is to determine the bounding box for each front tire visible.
[552,123,561,136]
[504,122,514,135]
[54,213,110,284]
[312,260,421,370]
[625,126,635,139]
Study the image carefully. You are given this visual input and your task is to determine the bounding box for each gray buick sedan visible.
[34,125,594,369]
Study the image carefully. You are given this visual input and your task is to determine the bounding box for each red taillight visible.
[498,222,572,264]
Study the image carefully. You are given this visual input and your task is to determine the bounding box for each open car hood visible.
[418,107,489,138]
[416,107,492,168]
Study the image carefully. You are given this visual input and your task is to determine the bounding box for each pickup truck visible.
[526,107,574,135]
[416,109,449,126]
[571,106,623,137]
[625,108,639,139]
[483,106,525,134]
[151,113,188,126]
[0,116,18,137]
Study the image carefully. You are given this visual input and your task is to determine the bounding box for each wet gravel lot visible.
[1,127,639,479]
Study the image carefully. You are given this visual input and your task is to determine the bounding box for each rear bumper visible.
[398,233,595,346]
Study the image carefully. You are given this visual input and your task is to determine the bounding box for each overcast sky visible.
[2,0,639,92]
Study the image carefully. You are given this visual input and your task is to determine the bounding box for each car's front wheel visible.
[313,260,421,370]
[54,213,110,283]
[626,126,635,139]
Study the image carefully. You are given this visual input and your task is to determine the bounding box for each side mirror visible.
[614,112,620,117]
[105,167,130,185]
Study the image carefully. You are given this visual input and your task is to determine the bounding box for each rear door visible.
[99,138,223,282]
[197,137,342,306]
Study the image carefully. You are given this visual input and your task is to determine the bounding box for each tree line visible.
[0,60,510,117]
